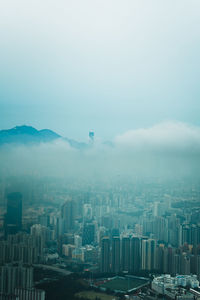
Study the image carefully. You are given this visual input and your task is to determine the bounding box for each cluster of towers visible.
[100,235,200,278]
[0,193,45,300]
[100,236,156,273]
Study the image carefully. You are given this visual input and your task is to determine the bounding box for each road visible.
[34,264,72,276]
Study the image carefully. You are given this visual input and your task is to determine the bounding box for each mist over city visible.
[0,1,200,300]
[1,121,200,181]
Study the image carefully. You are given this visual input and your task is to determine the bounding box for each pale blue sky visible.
[0,0,200,140]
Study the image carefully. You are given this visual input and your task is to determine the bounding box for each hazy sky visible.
[0,0,200,140]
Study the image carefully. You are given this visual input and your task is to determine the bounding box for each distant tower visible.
[5,192,22,236]
[89,130,94,143]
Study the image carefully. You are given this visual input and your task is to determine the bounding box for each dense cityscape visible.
[1,0,200,299]
[0,173,200,299]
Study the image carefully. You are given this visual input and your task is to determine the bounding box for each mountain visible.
[0,125,61,144]
[0,125,88,149]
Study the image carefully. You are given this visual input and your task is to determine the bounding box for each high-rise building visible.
[61,200,75,232]
[130,237,140,273]
[172,254,181,275]
[168,215,181,247]
[197,255,200,281]
[121,236,130,272]
[154,217,168,243]
[111,236,120,273]
[100,237,110,273]
[180,253,190,275]
[82,222,96,246]
[156,244,164,272]
[0,239,39,265]
[141,238,156,271]
[0,264,33,295]
[181,225,191,245]
[30,224,50,246]
[5,193,22,236]
[0,294,18,299]
[148,239,156,271]
[14,288,45,300]
[163,247,169,273]
[167,247,175,274]
[141,239,148,270]
[83,204,93,221]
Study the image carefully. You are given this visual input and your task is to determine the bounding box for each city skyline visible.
[1,1,200,299]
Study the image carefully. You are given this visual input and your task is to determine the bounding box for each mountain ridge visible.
[0,125,88,149]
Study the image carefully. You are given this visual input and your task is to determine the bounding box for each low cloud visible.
[115,121,200,154]
[0,121,200,182]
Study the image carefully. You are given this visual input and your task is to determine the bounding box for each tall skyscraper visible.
[167,247,175,274]
[141,239,148,270]
[100,237,110,273]
[5,193,22,236]
[130,237,140,273]
[147,239,156,271]
[172,254,181,274]
[61,200,75,233]
[111,236,120,273]
[121,236,130,272]
[141,238,156,271]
